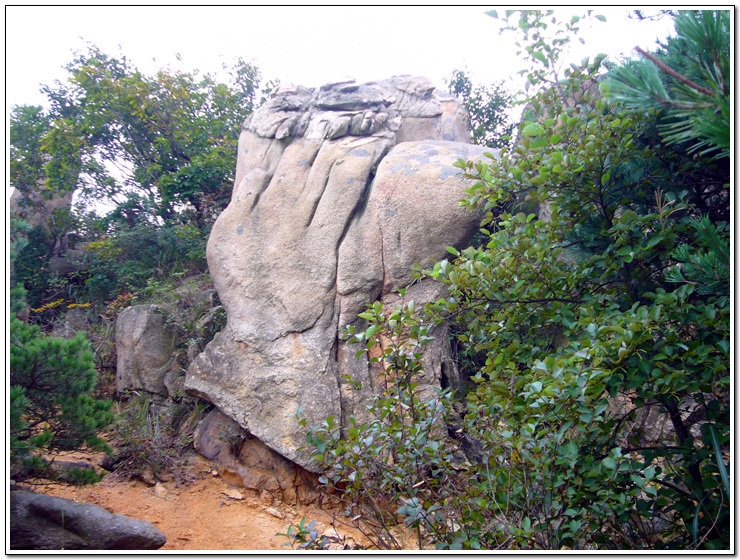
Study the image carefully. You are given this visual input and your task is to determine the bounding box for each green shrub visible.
[59,467,106,486]
[10,313,113,481]
[13,225,54,311]
[303,295,505,550]
[300,11,729,549]
[80,222,209,303]
[277,518,365,550]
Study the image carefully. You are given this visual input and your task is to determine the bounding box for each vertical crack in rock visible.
[185,76,493,470]
[332,138,392,265]
[304,158,336,229]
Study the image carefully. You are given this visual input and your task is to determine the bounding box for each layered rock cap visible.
[185,76,494,469]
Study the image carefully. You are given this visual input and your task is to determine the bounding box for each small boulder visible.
[10,489,167,550]
[192,409,319,504]
[116,304,178,397]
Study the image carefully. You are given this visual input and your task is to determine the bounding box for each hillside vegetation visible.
[9,10,729,551]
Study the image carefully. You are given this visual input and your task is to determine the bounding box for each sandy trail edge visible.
[17,451,368,551]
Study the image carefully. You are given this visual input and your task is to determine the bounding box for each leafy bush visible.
[277,518,365,550]
[446,68,514,148]
[433,10,729,549]
[300,10,729,550]
[79,222,208,303]
[13,225,54,311]
[303,295,506,550]
[9,48,266,315]
[58,467,106,486]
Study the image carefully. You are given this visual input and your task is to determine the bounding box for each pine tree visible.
[604,10,730,158]
[10,312,113,478]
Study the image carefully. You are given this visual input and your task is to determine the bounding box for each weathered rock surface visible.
[50,307,90,340]
[193,410,319,505]
[9,488,167,550]
[116,305,179,397]
[185,76,493,469]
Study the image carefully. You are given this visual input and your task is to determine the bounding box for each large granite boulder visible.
[185,76,493,469]
[10,489,166,550]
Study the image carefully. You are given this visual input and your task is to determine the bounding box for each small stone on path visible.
[264,507,284,519]
[221,488,244,500]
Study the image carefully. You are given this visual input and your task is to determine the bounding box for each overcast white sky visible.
[6,6,677,110]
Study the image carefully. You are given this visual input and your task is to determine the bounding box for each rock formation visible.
[114,278,226,399]
[10,488,166,550]
[116,305,181,398]
[192,410,320,505]
[185,76,493,470]
[9,186,73,232]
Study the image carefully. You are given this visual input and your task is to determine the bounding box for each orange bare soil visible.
[21,451,368,551]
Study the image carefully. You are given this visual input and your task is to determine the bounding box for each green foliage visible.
[10,313,113,480]
[304,294,515,550]
[10,105,55,203]
[13,225,54,310]
[486,9,607,100]
[665,215,730,304]
[9,284,28,316]
[603,10,730,158]
[35,47,261,220]
[78,222,207,303]
[435,9,728,549]
[58,466,106,486]
[277,518,332,549]
[9,217,32,315]
[301,9,729,550]
[9,47,267,313]
[428,216,729,547]
[446,69,514,148]
[277,518,363,550]
[9,215,31,257]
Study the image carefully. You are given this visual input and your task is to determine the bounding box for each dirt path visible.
[26,452,367,551]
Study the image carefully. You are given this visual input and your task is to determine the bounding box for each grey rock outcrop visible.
[116,305,179,397]
[185,76,492,469]
[193,410,319,505]
[10,489,166,550]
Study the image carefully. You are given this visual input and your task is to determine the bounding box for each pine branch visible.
[634,47,715,97]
